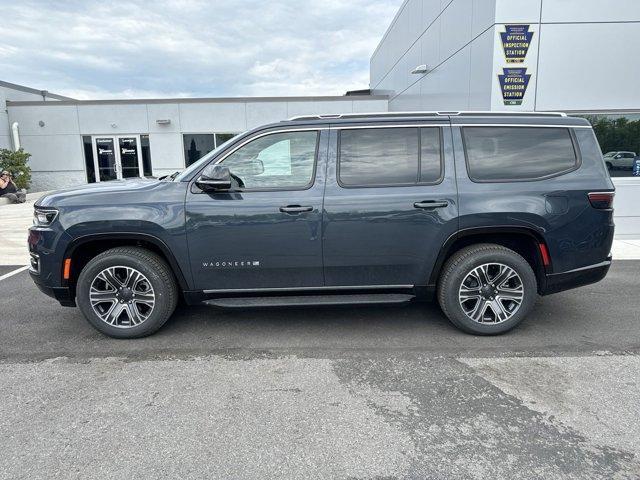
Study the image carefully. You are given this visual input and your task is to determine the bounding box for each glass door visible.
[92,135,144,181]
[93,137,118,181]
[118,137,143,179]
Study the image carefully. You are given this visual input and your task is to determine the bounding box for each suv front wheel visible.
[437,244,538,335]
[76,247,178,338]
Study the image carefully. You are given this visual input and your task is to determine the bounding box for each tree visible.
[582,115,640,155]
[0,148,32,190]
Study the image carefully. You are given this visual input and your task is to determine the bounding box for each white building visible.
[1,0,639,235]
[370,0,640,237]
[0,81,387,191]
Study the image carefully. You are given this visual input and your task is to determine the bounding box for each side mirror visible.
[615,154,622,159]
[196,164,231,191]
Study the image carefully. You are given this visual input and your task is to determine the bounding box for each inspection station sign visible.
[498,68,532,106]
[500,25,534,63]
[495,24,535,107]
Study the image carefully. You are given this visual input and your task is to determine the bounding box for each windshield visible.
[175,135,242,182]
[603,152,617,157]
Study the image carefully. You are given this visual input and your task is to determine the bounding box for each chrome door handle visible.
[280,205,314,214]
[414,201,449,209]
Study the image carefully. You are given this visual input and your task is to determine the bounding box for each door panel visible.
[186,129,328,291]
[322,125,459,287]
[94,138,118,182]
[118,137,141,178]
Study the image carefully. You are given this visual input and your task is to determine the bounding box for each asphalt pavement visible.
[1,262,640,479]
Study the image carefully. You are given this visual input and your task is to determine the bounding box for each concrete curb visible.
[0,191,49,206]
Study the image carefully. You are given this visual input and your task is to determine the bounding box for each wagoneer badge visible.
[202,260,261,269]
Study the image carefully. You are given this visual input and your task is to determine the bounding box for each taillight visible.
[588,192,614,210]
[538,243,551,267]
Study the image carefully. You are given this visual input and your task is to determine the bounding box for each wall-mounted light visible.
[411,64,430,75]
[111,123,117,128]
[38,120,45,127]
[156,119,171,125]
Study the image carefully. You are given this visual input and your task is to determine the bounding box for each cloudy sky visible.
[0,0,401,100]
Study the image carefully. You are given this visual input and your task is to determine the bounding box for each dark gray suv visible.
[29,112,615,338]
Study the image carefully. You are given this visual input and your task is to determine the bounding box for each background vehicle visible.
[603,151,637,170]
[29,112,615,338]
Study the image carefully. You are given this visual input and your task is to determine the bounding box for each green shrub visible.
[0,148,32,190]
[582,115,640,154]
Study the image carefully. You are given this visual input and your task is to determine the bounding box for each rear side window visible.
[338,127,442,187]
[463,127,578,182]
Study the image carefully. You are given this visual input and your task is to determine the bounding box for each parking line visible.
[0,265,29,282]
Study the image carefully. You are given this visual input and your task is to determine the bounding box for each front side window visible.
[463,127,578,182]
[338,127,442,187]
[221,131,318,190]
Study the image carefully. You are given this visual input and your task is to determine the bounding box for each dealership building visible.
[1,0,639,236]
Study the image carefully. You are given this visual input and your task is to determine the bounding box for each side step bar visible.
[204,293,415,309]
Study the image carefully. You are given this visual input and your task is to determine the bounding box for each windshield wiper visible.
[160,171,181,181]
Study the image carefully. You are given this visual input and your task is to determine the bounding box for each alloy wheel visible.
[458,263,524,324]
[89,266,156,328]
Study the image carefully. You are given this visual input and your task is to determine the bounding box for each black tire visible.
[605,161,613,170]
[76,247,178,338]
[437,244,538,335]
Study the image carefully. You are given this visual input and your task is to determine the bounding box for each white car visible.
[603,151,637,170]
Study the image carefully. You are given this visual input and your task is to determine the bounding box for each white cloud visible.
[0,0,402,99]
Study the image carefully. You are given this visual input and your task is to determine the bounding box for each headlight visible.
[33,208,59,227]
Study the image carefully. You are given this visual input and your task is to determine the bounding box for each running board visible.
[204,293,415,308]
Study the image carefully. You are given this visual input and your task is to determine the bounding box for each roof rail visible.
[287,111,567,121]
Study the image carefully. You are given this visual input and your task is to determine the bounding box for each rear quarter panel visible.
[452,120,614,274]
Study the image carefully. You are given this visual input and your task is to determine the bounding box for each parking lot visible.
[2,248,640,479]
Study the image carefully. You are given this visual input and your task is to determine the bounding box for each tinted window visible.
[141,135,153,177]
[184,134,216,167]
[215,133,237,146]
[339,128,419,186]
[463,127,578,181]
[339,128,442,186]
[222,131,318,190]
[82,136,96,183]
[420,128,443,182]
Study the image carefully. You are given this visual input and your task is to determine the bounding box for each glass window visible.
[183,133,239,167]
[221,131,318,190]
[184,134,216,167]
[82,136,96,183]
[463,127,578,182]
[420,128,443,183]
[140,135,153,177]
[582,114,640,178]
[339,128,419,186]
[215,133,237,147]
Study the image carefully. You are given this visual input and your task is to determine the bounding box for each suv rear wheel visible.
[437,244,538,335]
[76,247,178,338]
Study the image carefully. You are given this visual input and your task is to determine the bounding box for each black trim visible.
[336,126,445,189]
[541,257,611,295]
[182,285,416,305]
[31,272,76,307]
[460,126,582,183]
[64,233,190,291]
